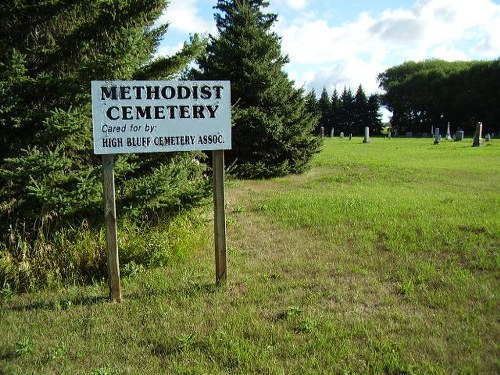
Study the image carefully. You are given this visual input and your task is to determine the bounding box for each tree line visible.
[378,59,500,135]
[306,86,383,137]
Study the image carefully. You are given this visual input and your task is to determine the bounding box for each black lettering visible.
[206,105,219,118]
[146,86,160,99]
[213,85,223,99]
[166,105,178,119]
[179,105,190,118]
[135,106,152,119]
[154,106,166,119]
[193,105,205,119]
[122,106,133,120]
[178,86,191,99]
[101,86,118,100]
[120,86,131,99]
[102,137,123,148]
[161,86,176,99]
[200,85,212,99]
[132,86,145,99]
[106,106,120,120]
[192,86,199,99]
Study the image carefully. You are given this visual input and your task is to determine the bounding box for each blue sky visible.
[156,0,500,97]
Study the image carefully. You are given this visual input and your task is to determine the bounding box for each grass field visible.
[1,137,499,374]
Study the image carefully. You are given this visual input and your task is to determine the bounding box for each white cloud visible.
[273,0,308,11]
[277,0,500,94]
[155,0,214,34]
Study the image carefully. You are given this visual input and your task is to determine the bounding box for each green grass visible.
[1,137,499,374]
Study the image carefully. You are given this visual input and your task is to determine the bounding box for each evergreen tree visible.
[354,85,369,135]
[330,89,342,136]
[317,87,332,136]
[195,0,321,178]
[305,89,319,113]
[0,2,207,258]
[339,87,355,135]
[367,94,383,134]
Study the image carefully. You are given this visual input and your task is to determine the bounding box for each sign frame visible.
[91,80,231,301]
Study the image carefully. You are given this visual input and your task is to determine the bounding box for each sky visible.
[155,0,500,98]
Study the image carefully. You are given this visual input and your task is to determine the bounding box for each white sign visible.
[91,80,231,154]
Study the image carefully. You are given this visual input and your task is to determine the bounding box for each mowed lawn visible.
[1,137,499,374]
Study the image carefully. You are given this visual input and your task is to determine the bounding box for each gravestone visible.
[331,128,334,137]
[340,131,344,138]
[434,128,440,144]
[485,133,491,142]
[445,122,452,140]
[472,122,482,147]
[455,131,464,141]
[388,130,392,139]
[320,126,325,138]
[363,126,371,143]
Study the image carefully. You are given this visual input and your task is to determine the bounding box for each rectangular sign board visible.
[91,80,231,154]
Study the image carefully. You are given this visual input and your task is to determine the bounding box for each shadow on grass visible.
[125,281,219,301]
[5,294,109,312]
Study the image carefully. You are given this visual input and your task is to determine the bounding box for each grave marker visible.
[434,128,440,144]
[446,122,452,140]
[363,126,370,143]
[472,122,482,147]
[455,131,464,141]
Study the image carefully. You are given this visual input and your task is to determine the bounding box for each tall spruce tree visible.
[354,85,369,135]
[330,89,342,136]
[0,1,208,272]
[317,87,332,136]
[195,0,321,178]
[367,94,383,134]
[339,87,355,135]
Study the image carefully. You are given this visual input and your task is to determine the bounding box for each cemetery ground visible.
[1,137,499,374]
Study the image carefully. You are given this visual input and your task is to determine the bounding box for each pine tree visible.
[367,94,383,134]
[339,87,355,135]
[317,87,332,136]
[354,85,369,135]
[195,0,321,178]
[330,89,342,136]
[0,2,207,256]
[305,89,319,116]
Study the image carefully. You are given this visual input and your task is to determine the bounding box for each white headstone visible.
[472,122,482,147]
[446,122,452,140]
[363,126,371,143]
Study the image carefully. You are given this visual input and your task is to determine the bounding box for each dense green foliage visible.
[378,59,500,134]
[311,86,382,137]
[0,0,209,290]
[194,0,322,178]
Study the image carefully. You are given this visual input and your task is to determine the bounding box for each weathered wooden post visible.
[212,150,227,285]
[102,154,121,302]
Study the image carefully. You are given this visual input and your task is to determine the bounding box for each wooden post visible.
[102,154,122,302]
[212,150,227,285]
